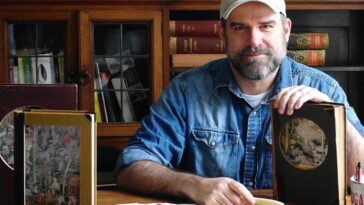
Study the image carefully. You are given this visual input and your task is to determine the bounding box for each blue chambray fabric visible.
[115,56,364,189]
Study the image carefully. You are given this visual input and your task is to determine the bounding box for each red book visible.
[0,84,78,204]
[169,20,220,37]
[170,36,225,54]
[287,50,326,66]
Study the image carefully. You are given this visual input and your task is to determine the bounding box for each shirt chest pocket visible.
[191,127,239,148]
[189,127,240,178]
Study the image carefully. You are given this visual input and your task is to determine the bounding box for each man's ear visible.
[284,18,292,43]
[218,21,225,40]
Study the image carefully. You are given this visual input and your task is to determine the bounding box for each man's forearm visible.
[116,160,256,205]
[116,160,199,198]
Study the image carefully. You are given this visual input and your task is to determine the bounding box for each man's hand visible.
[273,85,332,115]
[188,177,255,205]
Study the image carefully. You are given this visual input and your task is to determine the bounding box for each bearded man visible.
[115,0,364,204]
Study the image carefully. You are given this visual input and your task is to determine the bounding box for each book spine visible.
[170,37,225,54]
[169,20,220,37]
[171,54,226,68]
[288,33,329,49]
[53,56,60,83]
[22,57,33,83]
[287,50,326,66]
[93,81,102,123]
[58,57,65,83]
[8,58,15,84]
[101,72,116,122]
[95,63,109,122]
[17,57,25,84]
[13,65,19,84]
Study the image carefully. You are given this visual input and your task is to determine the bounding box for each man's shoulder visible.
[284,57,338,86]
[175,58,229,80]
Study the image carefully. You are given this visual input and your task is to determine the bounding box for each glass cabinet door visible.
[0,11,77,85]
[79,10,163,136]
[8,23,65,84]
[94,23,150,123]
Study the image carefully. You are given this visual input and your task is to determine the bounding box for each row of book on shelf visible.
[8,53,65,84]
[94,50,148,124]
[169,20,329,68]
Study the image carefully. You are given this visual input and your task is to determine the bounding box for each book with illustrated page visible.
[14,109,96,205]
[270,101,346,205]
[0,84,78,204]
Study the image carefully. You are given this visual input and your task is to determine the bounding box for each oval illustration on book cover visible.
[279,118,328,170]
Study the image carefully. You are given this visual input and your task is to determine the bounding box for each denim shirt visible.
[115,57,364,189]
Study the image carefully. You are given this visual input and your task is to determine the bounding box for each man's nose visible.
[246,28,263,48]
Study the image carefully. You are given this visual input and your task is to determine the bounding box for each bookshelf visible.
[0,0,364,175]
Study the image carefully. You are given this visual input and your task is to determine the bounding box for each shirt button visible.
[210,141,216,147]
[251,146,256,150]
[248,182,254,186]
[252,111,257,115]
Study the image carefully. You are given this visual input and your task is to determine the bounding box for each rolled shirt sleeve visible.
[115,77,187,173]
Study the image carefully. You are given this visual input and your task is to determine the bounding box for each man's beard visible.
[227,41,287,80]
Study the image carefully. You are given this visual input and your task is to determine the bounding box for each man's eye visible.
[262,24,274,29]
[233,25,246,30]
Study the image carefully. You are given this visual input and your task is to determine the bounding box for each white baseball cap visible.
[220,0,286,19]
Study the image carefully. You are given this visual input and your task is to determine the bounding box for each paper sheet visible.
[116,197,283,205]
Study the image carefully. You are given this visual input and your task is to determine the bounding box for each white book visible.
[111,76,135,122]
[13,66,19,84]
[31,53,55,84]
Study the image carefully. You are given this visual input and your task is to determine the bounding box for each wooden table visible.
[97,189,352,205]
[97,189,291,205]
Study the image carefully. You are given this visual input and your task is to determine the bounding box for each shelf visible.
[318,66,364,72]
[98,123,140,137]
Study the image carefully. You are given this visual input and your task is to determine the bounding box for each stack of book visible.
[287,33,329,66]
[169,20,329,68]
[169,20,225,68]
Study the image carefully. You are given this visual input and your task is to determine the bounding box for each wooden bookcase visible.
[1,0,364,173]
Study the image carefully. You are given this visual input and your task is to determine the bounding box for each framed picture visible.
[14,109,96,205]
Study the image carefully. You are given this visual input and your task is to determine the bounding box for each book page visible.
[115,197,283,205]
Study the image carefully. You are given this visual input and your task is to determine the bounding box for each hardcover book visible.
[31,53,56,84]
[270,101,346,205]
[17,57,25,83]
[169,20,220,37]
[0,84,78,204]
[110,76,136,122]
[287,50,326,66]
[288,33,329,49]
[170,36,225,54]
[13,109,96,205]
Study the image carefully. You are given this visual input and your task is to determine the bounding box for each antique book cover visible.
[169,20,220,37]
[270,101,346,205]
[170,36,225,54]
[287,50,326,66]
[288,33,329,49]
[14,109,96,205]
[0,84,78,204]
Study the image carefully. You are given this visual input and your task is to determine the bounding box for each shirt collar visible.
[213,58,245,98]
[270,56,294,99]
